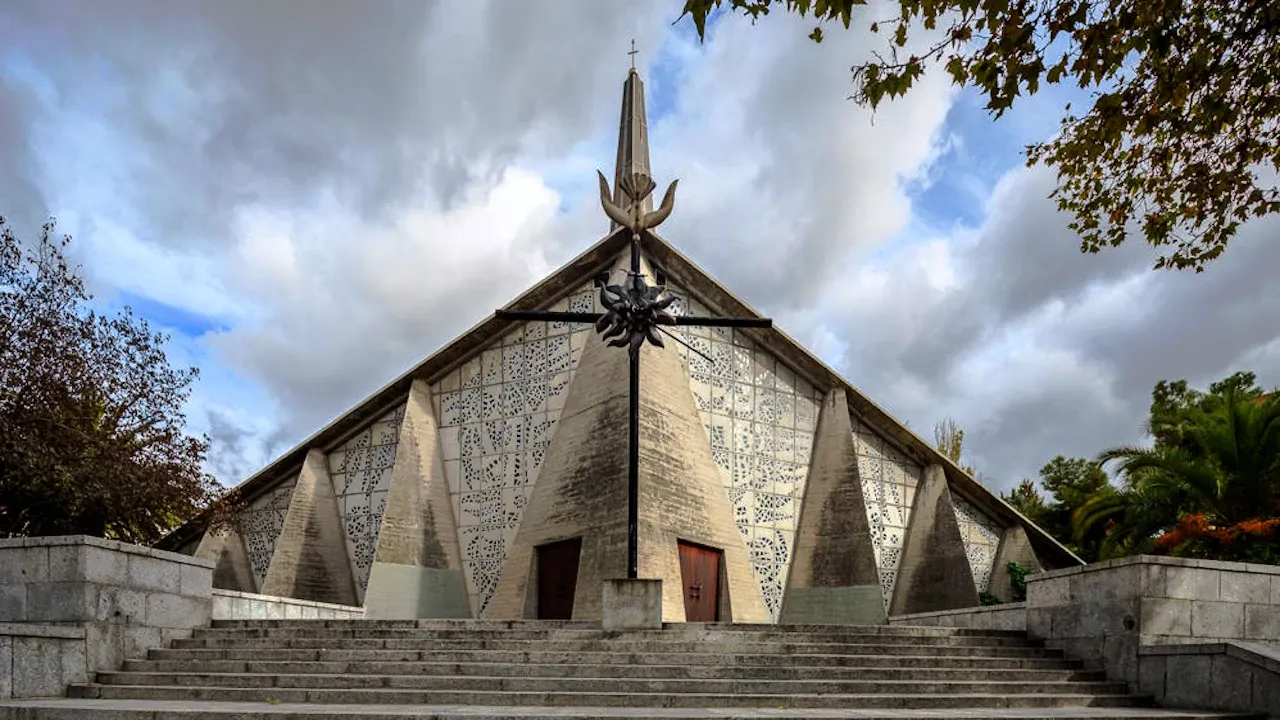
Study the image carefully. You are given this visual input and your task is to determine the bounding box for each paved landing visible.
[0,699,1262,719]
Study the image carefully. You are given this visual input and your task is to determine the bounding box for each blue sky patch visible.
[108,291,226,339]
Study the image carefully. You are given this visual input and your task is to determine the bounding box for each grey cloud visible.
[827,163,1280,489]
[0,0,689,471]
[1074,216,1280,405]
[964,374,1142,485]
[4,0,682,247]
[204,407,294,487]
[0,72,45,234]
[895,167,1157,386]
[652,12,957,313]
[19,0,1273,503]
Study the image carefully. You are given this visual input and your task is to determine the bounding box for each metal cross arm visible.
[494,309,772,329]
[494,310,603,325]
[495,281,772,364]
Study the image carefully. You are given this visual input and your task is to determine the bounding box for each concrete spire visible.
[611,66,653,230]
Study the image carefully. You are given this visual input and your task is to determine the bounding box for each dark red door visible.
[678,541,721,622]
[536,538,582,620]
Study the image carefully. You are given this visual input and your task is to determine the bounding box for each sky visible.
[2,0,1277,493]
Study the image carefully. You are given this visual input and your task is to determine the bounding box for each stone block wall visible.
[211,589,365,620]
[888,602,1027,632]
[1139,641,1280,718]
[1026,555,1280,685]
[0,624,86,699]
[0,535,214,698]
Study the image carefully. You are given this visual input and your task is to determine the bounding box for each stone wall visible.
[0,624,86,699]
[0,535,213,698]
[888,602,1027,632]
[1138,641,1280,718]
[211,589,365,620]
[1026,555,1280,685]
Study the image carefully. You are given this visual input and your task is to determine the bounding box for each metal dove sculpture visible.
[597,170,678,237]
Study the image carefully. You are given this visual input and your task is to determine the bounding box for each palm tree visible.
[1075,388,1280,560]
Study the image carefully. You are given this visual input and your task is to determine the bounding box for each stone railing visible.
[1138,640,1280,714]
[212,589,365,620]
[888,555,1280,717]
[0,535,214,698]
[888,602,1027,632]
[1026,554,1280,718]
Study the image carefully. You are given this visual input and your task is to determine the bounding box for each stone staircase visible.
[2,620,1266,719]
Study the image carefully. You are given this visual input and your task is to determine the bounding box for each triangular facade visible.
[163,67,1082,622]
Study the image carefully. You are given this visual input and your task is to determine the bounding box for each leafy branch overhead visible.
[678,0,1280,271]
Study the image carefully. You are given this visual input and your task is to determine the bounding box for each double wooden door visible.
[536,538,582,620]
[678,541,721,622]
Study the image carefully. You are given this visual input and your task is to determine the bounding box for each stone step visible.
[192,625,1039,640]
[94,672,1129,696]
[165,638,1051,655]
[208,619,1026,638]
[209,619,596,631]
[177,632,1039,650]
[147,647,1064,664]
[68,684,1154,710]
[193,625,1027,640]
[121,659,1092,678]
[178,634,1040,649]
[0,698,1266,719]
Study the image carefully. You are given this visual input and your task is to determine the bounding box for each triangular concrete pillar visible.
[485,328,767,623]
[483,330,629,620]
[195,526,257,593]
[364,379,470,618]
[888,464,978,615]
[780,389,885,625]
[988,524,1043,602]
[635,319,768,624]
[260,449,360,606]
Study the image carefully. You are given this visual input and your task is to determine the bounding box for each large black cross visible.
[495,172,770,579]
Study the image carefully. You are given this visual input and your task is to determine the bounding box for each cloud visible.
[820,161,1280,487]
[0,0,688,478]
[652,9,959,311]
[4,0,1277,494]
[7,0,682,245]
[206,166,565,425]
[0,57,46,233]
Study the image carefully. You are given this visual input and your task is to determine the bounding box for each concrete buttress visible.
[364,379,470,618]
[260,450,360,606]
[781,388,886,624]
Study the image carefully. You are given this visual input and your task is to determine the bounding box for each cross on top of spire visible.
[628,39,638,69]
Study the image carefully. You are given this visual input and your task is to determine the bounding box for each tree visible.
[933,416,976,476]
[0,217,227,543]
[1037,455,1110,561]
[1000,457,1109,562]
[1076,378,1280,561]
[1002,477,1048,523]
[1149,371,1263,450]
[678,0,1280,271]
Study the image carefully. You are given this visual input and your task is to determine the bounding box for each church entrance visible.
[678,541,721,622]
[536,538,582,620]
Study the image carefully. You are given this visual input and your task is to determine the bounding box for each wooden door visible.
[678,541,721,622]
[536,538,582,620]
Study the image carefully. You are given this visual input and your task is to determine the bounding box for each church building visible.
[161,67,1081,625]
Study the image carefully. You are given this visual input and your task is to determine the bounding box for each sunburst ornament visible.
[594,271,679,359]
